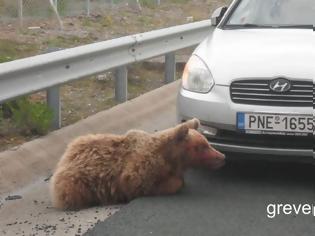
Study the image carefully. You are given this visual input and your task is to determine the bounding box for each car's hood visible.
[194,28,315,85]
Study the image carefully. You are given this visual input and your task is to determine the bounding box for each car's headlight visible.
[182,55,215,93]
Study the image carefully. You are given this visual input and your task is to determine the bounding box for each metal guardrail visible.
[0,20,214,128]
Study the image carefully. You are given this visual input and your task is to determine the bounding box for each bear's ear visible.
[175,124,189,142]
[185,118,200,130]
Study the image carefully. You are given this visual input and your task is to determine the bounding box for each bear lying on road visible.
[50,119,225,210]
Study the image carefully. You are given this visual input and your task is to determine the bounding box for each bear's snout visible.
[210,147,225,160]
[205,146,225,170]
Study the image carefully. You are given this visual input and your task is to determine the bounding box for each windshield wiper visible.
[225,24,274,29]
[274,25,314,29]
[241,24,272,28]
[224,24,315,30]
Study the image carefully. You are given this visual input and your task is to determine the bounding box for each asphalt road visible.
[85,160,315,236]
[1,80,314,235]
[0,81,179,235]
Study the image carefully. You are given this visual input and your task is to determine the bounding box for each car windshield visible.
[225,0,315,28]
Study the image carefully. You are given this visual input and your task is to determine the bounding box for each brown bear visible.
[50,119,225,210]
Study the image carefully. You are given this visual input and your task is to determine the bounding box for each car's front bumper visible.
[177,85,314,161]
[209,141,313,158]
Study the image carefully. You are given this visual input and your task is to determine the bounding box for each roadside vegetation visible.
[0,0,231,151]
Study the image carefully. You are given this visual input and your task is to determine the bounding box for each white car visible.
[177,0,315,162]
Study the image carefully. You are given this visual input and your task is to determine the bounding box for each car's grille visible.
[313,83,315,109]
[230,79,313,107]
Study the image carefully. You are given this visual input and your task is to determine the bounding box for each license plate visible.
[237,112,314,135]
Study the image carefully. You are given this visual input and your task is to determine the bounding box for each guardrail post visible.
[115,66,128,102]
[47,86,61,129]
[165,52,176,84]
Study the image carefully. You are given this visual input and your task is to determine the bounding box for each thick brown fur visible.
[50,119,225,210]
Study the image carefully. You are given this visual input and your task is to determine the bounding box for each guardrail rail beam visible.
[0,20,214,130]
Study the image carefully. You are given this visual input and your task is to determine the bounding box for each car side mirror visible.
[211,6,228,26]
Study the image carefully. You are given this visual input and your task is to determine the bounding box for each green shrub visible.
[9,97,53,135]
[101,15,113,27]
[0,56,12,63]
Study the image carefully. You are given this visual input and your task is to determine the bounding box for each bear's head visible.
[175,119,225,170]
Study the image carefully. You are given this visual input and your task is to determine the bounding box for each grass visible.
[8,97,53,135]
[81,18,94,27]
[81,15,113,28]
[138,0,190,8]
[139,0,157,9]
[59,61,170,126]
[169,0,189,3]
[137,15,154,26]
[101,15,113,27]
[44,35,93,48]
[0,39,38,63]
